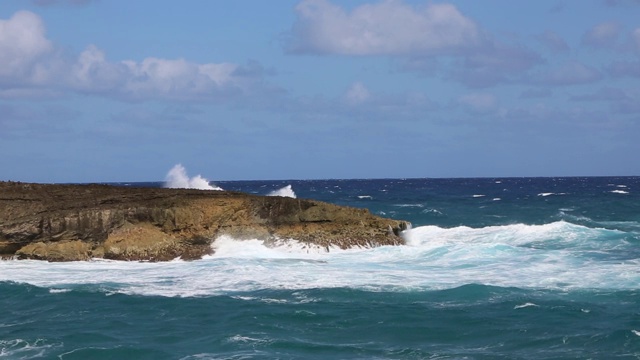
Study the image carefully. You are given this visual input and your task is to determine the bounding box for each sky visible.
[1,0,639,182]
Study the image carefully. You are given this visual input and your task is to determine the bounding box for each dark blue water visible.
[216,177,640,227]
[2,177,640,359]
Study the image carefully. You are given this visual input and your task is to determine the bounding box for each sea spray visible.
[1,221,638,297]
[164,164,222,190]
[267,185,296,198]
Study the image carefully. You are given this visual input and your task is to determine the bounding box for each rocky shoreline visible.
[0,182,409,262]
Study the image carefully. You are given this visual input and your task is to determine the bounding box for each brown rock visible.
[0,181,408,261]
[16,240,93,261]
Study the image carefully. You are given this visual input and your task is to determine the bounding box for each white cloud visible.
[70,45,127,92]
[0,11,270,102]
[344,82,371,105]
[68,46,254,101]
[68,45,246,101]
[582,21,621,48]
[0,11,54,81]
[119,57,239,101]
[287,0,483,56]
[286,0,545,89]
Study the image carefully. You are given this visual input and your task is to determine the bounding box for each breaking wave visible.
[267,185,296,198]
[611,190,629,194]
[0,221,638,297]
[164,164,223,190]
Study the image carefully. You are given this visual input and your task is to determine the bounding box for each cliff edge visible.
[0,182,408,261]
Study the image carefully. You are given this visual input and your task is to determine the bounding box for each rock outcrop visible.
[0,182,408,261]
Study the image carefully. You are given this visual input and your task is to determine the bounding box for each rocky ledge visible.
[0,182,409,262]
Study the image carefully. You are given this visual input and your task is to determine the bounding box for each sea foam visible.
[164,164,222,190]
[0,339,60,358]
[267,185,296,198]
[0,221,638,297]
[610,190,629,194]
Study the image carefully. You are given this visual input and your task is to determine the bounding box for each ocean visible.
[1,177,639,359]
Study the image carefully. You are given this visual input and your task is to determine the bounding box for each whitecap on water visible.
[226,335,271,345]
[514,302,539,309]
[49,288,71,294]
[1,223,638,297]
[0,339,61,358]
[538,193,566,197]
[421,208,443,215]
[610,190,629,194]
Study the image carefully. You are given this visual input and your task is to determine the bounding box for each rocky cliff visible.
[0,182,408,261]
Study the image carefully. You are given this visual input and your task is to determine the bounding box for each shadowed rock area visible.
[0,182,409,261]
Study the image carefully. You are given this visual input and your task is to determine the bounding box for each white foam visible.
[514,303,539,309]
[610,190,629,194]
[164,164,223,190]
[267,185,296,198]
[226,335,271,345]
[394,203,424,207]
[421,208,443,215]
[211,235,337,259]
[0,339,60,358]
[1,222,638,297]
[473,194,485,198]
[358,195,373,199]
[49,288,71,294]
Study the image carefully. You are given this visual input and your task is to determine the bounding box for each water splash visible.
[267,185,296,198]
[164,164,222,190]
[1,221,638,297]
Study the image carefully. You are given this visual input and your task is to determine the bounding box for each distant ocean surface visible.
[2,177,640,359]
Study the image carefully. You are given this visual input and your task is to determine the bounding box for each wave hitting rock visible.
[0,182,408,261]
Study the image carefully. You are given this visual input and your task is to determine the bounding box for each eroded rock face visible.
[0,182,408,261]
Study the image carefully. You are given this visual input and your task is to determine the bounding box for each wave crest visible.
[267,185,296,198]
[164,164,222,190]
[1,221,638,297]
[402,221,624,249]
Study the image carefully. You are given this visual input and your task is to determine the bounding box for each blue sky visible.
[1,0,639,182]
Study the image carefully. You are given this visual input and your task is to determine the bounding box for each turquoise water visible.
[2,283,639,359]
[2,177,640,359]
